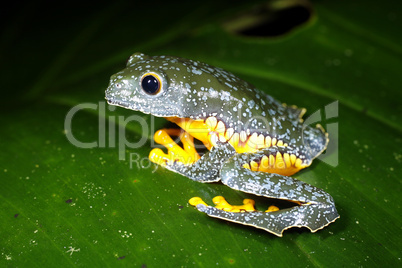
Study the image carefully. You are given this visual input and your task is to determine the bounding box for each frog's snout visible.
[105,84,113,95]
[105,79,130,107]
[105,82,118,101]
[105,76,135,99]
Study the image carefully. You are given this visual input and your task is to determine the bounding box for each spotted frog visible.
[105,53,339,236]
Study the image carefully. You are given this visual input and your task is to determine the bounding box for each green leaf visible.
[1,0,400,266]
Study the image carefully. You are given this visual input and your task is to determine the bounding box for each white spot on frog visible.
[191,68,202,75]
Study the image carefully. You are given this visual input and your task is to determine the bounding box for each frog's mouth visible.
[105,97,183,118]
[105,99,130,109]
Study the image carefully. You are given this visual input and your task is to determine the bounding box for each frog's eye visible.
[141,73,163,95]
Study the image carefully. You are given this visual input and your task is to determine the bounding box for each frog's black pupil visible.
[142,75,160,95]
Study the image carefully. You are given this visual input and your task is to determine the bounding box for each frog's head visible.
[105,52,185,117]
[106,52,252,122]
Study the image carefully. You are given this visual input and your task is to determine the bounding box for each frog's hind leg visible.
[151,131,236,182]
[193,197,337,237]
[191,148,340,236]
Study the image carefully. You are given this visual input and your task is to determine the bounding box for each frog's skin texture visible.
[105,52,339,237]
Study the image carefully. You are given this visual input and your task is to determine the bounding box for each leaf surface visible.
[0,0,401,266]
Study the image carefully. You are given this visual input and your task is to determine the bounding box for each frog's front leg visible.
[192,147,340,236]
[150,130,236,182]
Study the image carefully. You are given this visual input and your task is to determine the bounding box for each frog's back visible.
[145,55,296,131]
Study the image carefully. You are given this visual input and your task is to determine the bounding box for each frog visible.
[105,52,339,237]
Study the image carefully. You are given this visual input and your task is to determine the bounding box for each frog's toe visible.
[150,148,190,174]
[149,148,168,166]
[189,197,208,207]
[190,196,252,215]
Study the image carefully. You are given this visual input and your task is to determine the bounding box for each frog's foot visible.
[191,199,336,237]
[190,151,339,237]
[152,132,237,183]
[149,129,200,167]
